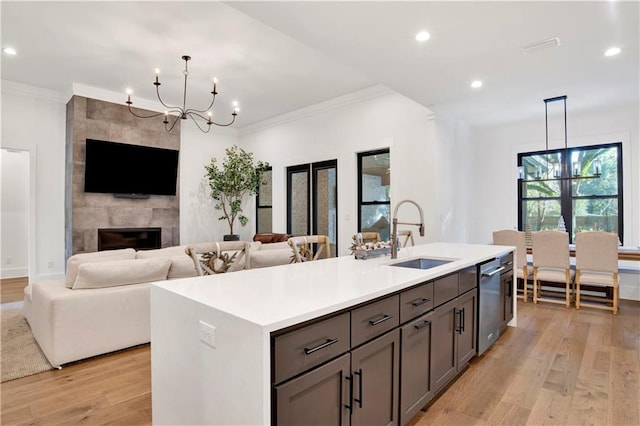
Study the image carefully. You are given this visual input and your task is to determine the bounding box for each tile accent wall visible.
[65,96,180,257]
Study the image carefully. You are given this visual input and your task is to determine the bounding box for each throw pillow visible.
[65,248,136,288]
[72,258,171,289]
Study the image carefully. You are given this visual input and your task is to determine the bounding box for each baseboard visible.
[0,267,29,279]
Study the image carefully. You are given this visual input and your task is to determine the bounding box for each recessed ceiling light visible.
[3,47,17,55]
[415,31,431,42]
[604,47,621,57]
[470,80,483,89]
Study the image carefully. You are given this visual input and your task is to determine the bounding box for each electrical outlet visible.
[47,260,54,268]
[199,320,216,348]
[6,256,12,265]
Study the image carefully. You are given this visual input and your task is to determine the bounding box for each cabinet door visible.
[275,354,351,426]
[429,298,458,393]
[501,272,514,330]
[457,290,477,367]
[351,329,400,426]
[400,312,434,425]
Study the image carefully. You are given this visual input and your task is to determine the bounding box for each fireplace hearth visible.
[98,228,161,251]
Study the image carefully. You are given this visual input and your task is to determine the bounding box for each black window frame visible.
[517,142,623,244]
[357,148,390,236]
[255,166,273,234]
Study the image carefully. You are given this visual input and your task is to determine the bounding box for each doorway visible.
[1,148,30,302]
[286,160,338,256]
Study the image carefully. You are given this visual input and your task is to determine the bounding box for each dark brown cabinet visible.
[275,354,351,425]
[400,311,434,425]
[500,268,514,331]
[273,295,400,426]
[272,256,501,426]
[456,289,477,366]
[428,288,477,396]
[351,329,400,426]
[429,297,458,393]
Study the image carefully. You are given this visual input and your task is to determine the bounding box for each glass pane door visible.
[287,165,310,236]
[313,161,337,258]
[287,160,339,257]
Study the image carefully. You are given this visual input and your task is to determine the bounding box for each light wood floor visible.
[1,277,28,304]
[1,297,638,425]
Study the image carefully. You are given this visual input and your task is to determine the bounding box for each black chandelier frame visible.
[126,55,238,133]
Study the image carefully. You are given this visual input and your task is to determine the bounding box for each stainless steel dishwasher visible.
[477,258,505,355]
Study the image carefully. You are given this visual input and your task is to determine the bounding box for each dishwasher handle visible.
[481,266,505,278]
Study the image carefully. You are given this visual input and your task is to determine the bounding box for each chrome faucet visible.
[391,199,425,259]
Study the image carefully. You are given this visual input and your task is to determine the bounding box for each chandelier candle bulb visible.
[573,161,580,176]
[213,77,218,94]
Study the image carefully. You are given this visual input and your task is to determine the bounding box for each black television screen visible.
[84,139,179,196]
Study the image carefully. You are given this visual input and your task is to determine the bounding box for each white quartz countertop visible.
[153,242,513,332]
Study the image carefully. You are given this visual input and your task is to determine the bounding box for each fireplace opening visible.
[98,227,161,251]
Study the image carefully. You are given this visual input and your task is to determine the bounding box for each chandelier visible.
[518,95,601,182]
[126,55,239,133]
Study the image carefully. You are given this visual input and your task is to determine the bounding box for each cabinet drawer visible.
[458,266,477,294]
[351,295,399,348]
[433,273,459,307]
[273,312,350,384]
[400,281,434,323]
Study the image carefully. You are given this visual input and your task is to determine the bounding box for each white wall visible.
[466,102,640,247]
[179,123,239,244]
[238,88,455,256]
[1,81,67,282]
[1,148,30,278]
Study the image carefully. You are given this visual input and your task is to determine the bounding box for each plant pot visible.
[223,234,240,241]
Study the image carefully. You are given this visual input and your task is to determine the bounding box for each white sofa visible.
[23,246,197,367]
[23,242,293,367]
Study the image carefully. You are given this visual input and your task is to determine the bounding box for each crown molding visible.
[72,83,166,111]
[1,80,66,103]
[239,85,395,136]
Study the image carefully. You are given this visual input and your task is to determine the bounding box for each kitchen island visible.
[150,242,515,425]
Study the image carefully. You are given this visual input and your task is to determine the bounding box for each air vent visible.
[520,37,561,54]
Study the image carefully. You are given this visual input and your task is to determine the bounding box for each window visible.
[255,167,272,233]
[357,149,391,241]
[518,142,623,243]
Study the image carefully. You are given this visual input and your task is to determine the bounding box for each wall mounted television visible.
[84,139,179,197]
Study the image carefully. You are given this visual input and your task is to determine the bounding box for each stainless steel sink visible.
[390,257,455,270]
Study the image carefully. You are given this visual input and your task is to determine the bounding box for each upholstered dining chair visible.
[185,241,252,275]
[575,231,619,314]
[493,229,531,302]
[532,230,574,307]
[288,235,331,263]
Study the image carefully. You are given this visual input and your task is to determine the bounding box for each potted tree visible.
[205,146,270,240]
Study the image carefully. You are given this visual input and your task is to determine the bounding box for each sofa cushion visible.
[136,246,197,279]
[258,241,291,251]
[72,258,171,289]
[66,248,136,288]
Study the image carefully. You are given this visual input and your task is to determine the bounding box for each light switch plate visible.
[199,320,216,348]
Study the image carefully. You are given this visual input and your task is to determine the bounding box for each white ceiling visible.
[2,1,638,129]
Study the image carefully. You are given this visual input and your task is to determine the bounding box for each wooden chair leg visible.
[533,268,538,304]
[522,266,528,302]
[613,273,619,315]
[575,270,581,310]
[565,269,571,308]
